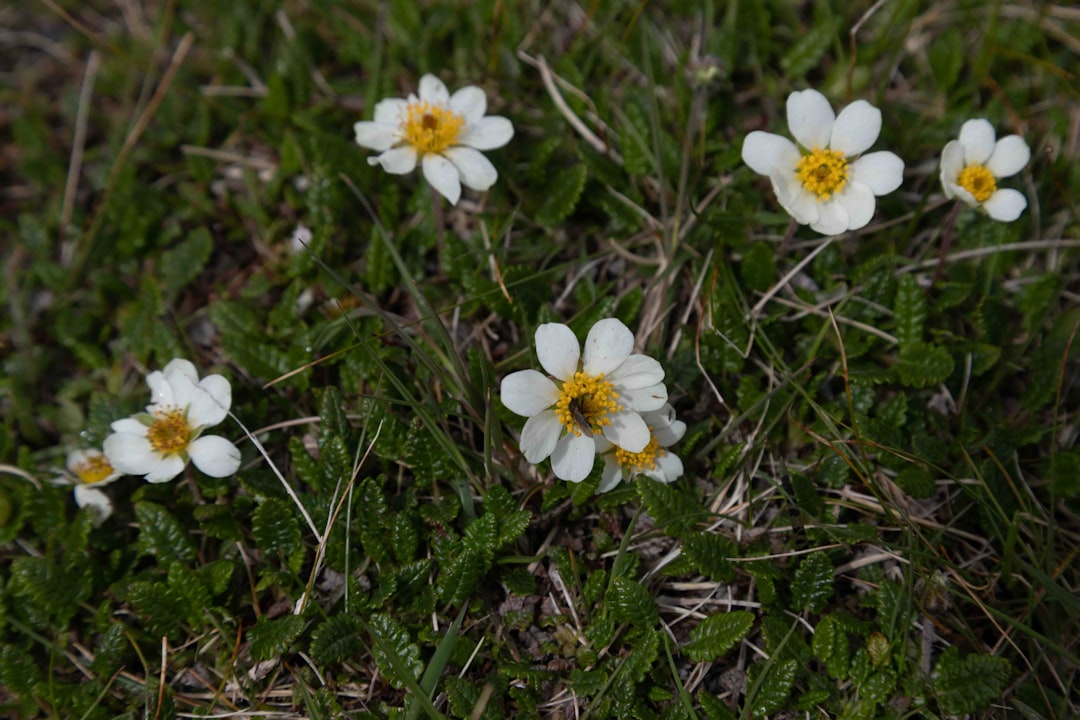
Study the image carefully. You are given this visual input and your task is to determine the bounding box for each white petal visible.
[110,417,149,435]
[73,485,113,524]
[103,432,159,475]
[66,449,95,473]
[836,182,876,231]
[986,135,1030,179]
[520,410,562,463]
[958,118,995,165]
[418,74,450,105]
[850,151,904,195]
[982,188,1027,222]
[829,100,881,157]
[535,323,580,381]
[602,410,650,453]
[144,455,188,483]
[654,452,684,482]
[458,116,514,150]
[741,132,800,176]
[583,319,634,376]
[197,373,232,413]
[422,153,462,205]
[646,406,686,446]
[373,97,408,126]
[607,354,664,390]
[593,435,615,454]
[146,370,173,406]
[449,85,486,120]
[618,383,668,412]
[354,121,400,152]
[550,432,596,482]
[163,359,199,386]
[443,146,498,192]
[772,171,819,225]
[371,146,418,175]
[787,89,835,149]
[939,141,965,196]
[501,370,560,417]
[948,182,979,207]
[189,435,241,477]
[809,199,849,236]
[597,456,623,493]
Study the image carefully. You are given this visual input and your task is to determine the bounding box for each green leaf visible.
[811,614,849,679]
[608,575,658,628]
[368,613,424,690]
[894,466,936,499]
[536,164,587,226]
[682,532,736,581]
[9,556,89,627]
[135,501,196,564]
[791,552,833,613]
[895,342,954,388]
[698,690,735,720]
[933,647,1011,714]
[928,27,964,89]
[747,658,797,718]
[683,611,754,662]
[780,18,840,79]
[741,242,776,294]
[251,497,304,558]
[248,614,306,663]
[310,614,364,665]
[893,274,925,349]
[620,627,660,683]
[160,228,213,294]
[1047,450,1080,497]
[126,581,187,639]
[636,478,701,536]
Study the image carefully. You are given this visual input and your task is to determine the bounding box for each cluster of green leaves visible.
[2,0,1078,719]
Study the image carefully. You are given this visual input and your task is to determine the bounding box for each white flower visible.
[594,403,686,493]
[500,319,669,483]
[54,448,122,524]
[103,359,241,483]
[354,74,514,205]
[940,118,1029,222]
[742,89,905,235]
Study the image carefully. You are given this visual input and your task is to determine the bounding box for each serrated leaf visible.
[135,501,196,564]
[894,274,925,348]
[895,342,954,388]
[9,556,90,627]
[536,164,587,226]
[747,658,797,718]
[811,614,848,679]
[619,102,651,176]
[698,689,736,720]
[780,18,840,78]
[126,581,187,639]
[193,502,245,541]
[741,242,776,294]
[252,497,303,558]
[684,611,754,662]
[608,575,658,628]
[682,532,736,581]
[637,478,700,536]
[160,228,213,294]
[791,552,833,613]
[933,647,1011,714]
[248,614,306,662]
[620,627,660,684]
[368,613,423,690]
[310,614,363,665]
[894,466,936,499]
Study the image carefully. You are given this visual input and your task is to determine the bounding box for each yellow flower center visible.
[147,407,191,455]
[555,372,622,437]
[957,164,996,203]
[402,101,465,154]
[614,433,663,473]
[73,455,115,485]
[796,147,849,201]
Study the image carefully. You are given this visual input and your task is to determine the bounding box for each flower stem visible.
[933,201,963,284]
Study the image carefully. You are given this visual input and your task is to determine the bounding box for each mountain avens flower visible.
[940,118,1029,222]
[594,404,686,493]
[742,88,905,235]
[500,319,668,483]
[55,448,122,523]
[104,359,241,483]
[354,74,514,205]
